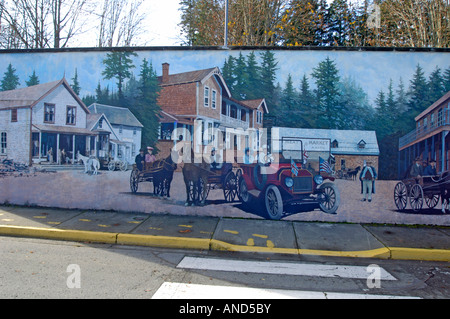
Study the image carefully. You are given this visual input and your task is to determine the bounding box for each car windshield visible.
[279,138,303,162]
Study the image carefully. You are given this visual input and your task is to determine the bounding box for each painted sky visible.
[0,48,448,107]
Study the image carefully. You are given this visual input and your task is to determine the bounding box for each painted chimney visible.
[162,63,169,83]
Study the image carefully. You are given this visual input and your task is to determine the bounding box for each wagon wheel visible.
[119,161,128,171]
[394,182,408,211]
[130,169,139,193]
[197,177,209,204]
[188,180,195,203]
[425,194,440,209]
[108,161,116,171]
[235,169,243,195]
[409,184,424,212]
[223,171,237,202]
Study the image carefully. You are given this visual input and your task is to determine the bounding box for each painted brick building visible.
[156,63,268,160]
[398,91,450,177]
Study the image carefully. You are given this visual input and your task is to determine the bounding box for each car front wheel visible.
[264,185,283,220]
[318,183,340,214]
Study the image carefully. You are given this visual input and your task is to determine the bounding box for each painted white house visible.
[87,103,143,165]
[0,78,100,165]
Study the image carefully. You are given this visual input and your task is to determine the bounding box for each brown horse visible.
[152,153,177,198]
[181,149,210,206]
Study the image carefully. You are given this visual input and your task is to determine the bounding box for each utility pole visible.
[224,0,229,47]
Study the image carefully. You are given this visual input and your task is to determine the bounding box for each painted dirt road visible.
[1,169,449,226]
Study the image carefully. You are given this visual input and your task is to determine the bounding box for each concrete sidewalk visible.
[0,205,449,262]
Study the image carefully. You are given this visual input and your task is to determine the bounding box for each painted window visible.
[0,132,6,154]
[11,109,17,122]
[66,106,76,125]
[241,110,247,122]
[204,86,209,107]
[257,111,263,124]
[44,103,55,123]
[212,90,217,109]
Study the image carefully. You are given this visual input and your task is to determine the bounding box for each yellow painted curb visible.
[117,233,211,250]
[298,247,392,259]
[0,225,117,244]
[389,247,450,262]
[210,239,299,255]
[1,225,449,262]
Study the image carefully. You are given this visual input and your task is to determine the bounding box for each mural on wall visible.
[0,47,449,226]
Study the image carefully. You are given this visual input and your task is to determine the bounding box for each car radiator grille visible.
[293,177,313,193]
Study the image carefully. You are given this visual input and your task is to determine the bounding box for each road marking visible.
[224,230,239,235]
[79,219,91,222]
[179,225,193,228]
[253,234,268,239]
[177,257,397,281]
[152,282,418,299]
[246,238,255,246]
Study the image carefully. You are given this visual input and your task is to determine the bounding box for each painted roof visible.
[158,67,217,86]
[88,103,143,128]
[0,78,88,112]
[273,127,379,156]
[415,91,450,121]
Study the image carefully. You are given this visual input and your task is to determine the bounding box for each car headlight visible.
[314,175,324,185]
[285,177,294,188]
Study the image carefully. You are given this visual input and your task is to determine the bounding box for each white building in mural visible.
[87,103,143,165]
[0,78,95,165]
[0,79,143,166]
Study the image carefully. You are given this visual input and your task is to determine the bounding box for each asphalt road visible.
[1,236,449,300]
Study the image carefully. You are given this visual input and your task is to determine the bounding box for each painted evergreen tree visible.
[311,56,341,128]
[71,68,81,95]
[407,64,429,119]
[102,51,137,102]
[427,66,445,104]
[26,70,40,87]
[1,63,20,91]
[443,67,450,92]
[259,50,278,109]
[297,74,316,128]
[132,58,161,149]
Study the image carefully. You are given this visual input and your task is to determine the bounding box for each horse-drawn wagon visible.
[394,172,450,212]
[130,154,177,197]
[182,161,238,206]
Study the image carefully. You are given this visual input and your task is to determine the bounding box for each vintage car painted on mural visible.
[237,137,340,220]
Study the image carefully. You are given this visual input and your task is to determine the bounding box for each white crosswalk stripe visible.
[177,257,397,280]
[150,256,421,299]
[152,282,419,299]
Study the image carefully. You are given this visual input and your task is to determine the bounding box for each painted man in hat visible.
[410,157,423,178]
[135,148,145,171]
[359,160,377,202]
[423,159,437,176]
